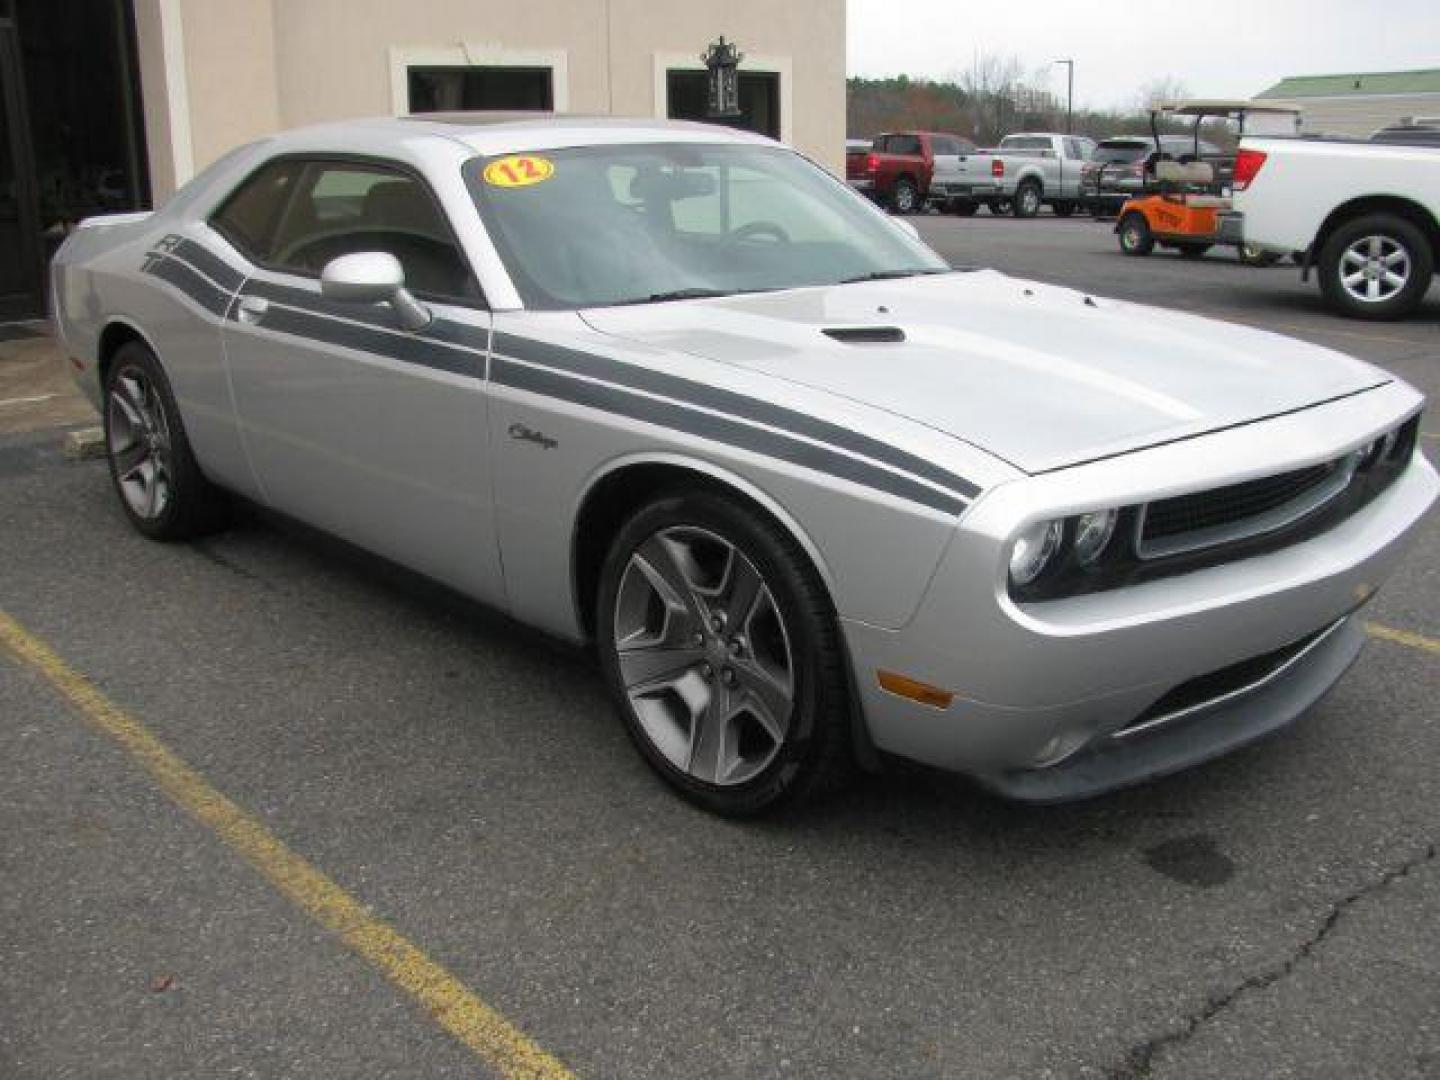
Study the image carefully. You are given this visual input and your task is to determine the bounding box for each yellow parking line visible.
[0,608,574,1080]
[1366,621,1440,657]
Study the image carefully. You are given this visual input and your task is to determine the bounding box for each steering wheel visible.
[724,220,791,247]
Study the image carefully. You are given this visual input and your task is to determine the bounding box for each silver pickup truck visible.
[930,132,1096,217]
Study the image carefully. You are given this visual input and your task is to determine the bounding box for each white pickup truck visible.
[929,132,1095,218]
[1233,137,1439,319]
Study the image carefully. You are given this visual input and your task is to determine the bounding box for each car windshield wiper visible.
[619,288,736,305]
[837,268,951,284]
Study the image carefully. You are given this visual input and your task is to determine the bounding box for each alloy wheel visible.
[612,526,795,787]
[1339,235,1410,303]
[106,366,173,521]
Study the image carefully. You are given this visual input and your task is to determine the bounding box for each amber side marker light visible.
[877,670,954,709]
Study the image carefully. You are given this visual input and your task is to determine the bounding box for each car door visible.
[215,155,503,604]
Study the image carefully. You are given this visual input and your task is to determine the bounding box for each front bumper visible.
[844,382,1437,799]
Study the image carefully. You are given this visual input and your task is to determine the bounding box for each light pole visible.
[1054,59,1074,134]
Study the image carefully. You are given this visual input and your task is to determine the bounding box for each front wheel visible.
[1117,212,1154,256]
[102,341,228,540]
[596,490,851,816]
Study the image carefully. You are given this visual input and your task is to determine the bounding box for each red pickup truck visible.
[846,131,978,213]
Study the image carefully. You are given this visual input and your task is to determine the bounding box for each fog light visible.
[1009,519,1063,587]
[1031,729,1091,768]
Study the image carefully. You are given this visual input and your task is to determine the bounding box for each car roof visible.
[263,112,776,158]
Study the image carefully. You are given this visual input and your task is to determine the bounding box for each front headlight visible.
[1072,509,1118,566]
[1009,520,1063,586]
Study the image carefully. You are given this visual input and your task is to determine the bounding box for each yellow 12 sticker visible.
[483,155,555,188]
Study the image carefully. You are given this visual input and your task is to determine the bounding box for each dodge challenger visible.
[52,114,1437,815]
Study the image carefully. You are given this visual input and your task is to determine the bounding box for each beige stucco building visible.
[133,0,847,201]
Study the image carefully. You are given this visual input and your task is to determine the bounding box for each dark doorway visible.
[0,0,148,320]
[408,67,554,113]
[666,69,780,140]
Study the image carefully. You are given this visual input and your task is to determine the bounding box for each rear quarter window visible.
[209,160,302,262]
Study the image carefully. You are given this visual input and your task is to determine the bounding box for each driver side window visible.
[214,158,481,304]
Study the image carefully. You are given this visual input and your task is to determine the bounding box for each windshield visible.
[1093,143,1149,164]
[465,143,949,309]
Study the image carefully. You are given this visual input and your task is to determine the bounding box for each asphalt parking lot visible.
[2,216,1437,1079]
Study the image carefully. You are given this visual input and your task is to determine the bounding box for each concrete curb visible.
[63,427,105,462]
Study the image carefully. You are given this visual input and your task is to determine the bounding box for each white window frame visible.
[388,43,569,115]
[651,52,792,144]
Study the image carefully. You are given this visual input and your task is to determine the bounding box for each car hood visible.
[581,270,1388,473]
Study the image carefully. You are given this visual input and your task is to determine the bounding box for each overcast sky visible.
[847,0,1440,111]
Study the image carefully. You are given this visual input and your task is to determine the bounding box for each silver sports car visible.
[53,114,1436,815]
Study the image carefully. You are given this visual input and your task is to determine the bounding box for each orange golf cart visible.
[1115,100,1302,264]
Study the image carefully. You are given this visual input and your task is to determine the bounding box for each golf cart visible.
[1115,99,1302,264]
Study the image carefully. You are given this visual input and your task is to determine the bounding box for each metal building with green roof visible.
[1257,68,1440,137]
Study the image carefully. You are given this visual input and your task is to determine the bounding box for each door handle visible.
[236,296,269,325]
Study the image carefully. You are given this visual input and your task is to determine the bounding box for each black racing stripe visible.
[243,279,488,353]
[172,238,245,292]
[238,303,483,378]
[143,257,232,317]
[494,357,968,517]
[493,332,981,502]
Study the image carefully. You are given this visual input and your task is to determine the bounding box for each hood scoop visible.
[821,326,906,344]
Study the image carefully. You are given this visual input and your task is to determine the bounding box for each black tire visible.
[1051,200,1076,218]
[986,199,1011,215]
[1176,243,1211,260]
[102,340,228,541]
[1317,213,1434,320]
[596,489,852,817]
[950,199,978,217]
[1013,181,1042,218]
[1238,243,1281,267]
[1117,212,1154,256]
[891,177,919,215]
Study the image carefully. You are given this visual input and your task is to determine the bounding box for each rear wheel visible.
[1317,213,1433,320]
[1013,181,1042,218]
[891,177,919,214]
[1237,243,1281,267]
[596,490,852,816]
[102,341,228,541]
[1117,212,1154,256]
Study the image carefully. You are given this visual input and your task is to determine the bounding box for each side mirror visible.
[320,251,431,331]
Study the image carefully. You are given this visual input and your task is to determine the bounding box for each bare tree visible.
[952,51,1059,144]
[1135,76,1191,113]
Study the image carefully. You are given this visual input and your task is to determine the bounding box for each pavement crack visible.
[1105,841,1438,1079]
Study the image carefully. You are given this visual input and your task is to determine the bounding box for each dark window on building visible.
[408,66,553,113]
[665,69,780,140]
